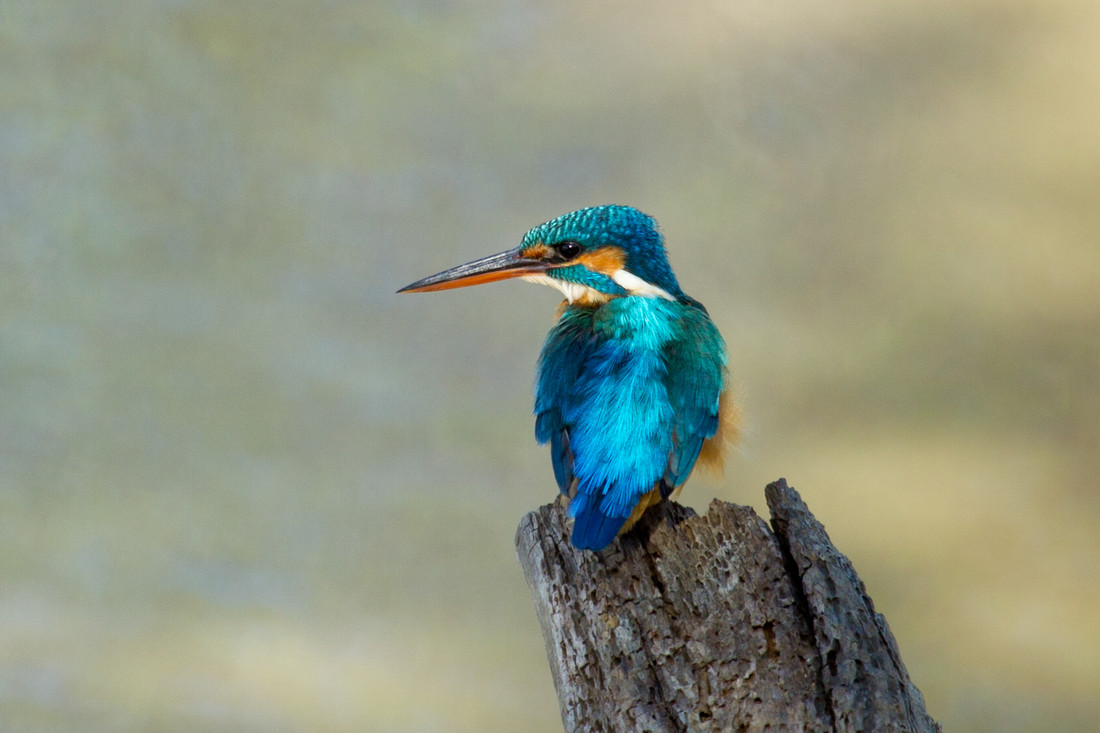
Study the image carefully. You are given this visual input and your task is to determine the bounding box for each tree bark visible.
[515,478,940,733]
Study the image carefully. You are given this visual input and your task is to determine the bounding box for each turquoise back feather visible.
[535,296,726,550]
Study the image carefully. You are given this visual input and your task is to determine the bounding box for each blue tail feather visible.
[568,494,628,551]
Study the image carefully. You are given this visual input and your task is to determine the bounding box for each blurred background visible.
[2,0,1098,730]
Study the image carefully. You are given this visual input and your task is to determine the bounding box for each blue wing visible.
[661,303,727,493]
[535,298,725,551]
[534,308,597,495]
[564,336,675,550]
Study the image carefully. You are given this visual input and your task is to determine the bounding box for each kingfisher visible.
[398,205,739,551]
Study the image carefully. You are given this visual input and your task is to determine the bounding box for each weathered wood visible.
[515,478,940,733]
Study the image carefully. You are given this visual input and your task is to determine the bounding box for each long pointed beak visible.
[397,246,547,294]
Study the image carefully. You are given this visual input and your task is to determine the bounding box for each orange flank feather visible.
[620,485,664,534]
[697,389,742,474]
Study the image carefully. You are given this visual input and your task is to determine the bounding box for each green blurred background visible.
[2,1,1098,730]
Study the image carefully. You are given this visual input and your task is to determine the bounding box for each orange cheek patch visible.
[575,246,626,276]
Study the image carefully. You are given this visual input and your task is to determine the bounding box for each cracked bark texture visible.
[515,478,940,733]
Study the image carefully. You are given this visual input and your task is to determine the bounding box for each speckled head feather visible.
[521,205,687,301]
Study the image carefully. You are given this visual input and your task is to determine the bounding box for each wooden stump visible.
[515,478,940,732]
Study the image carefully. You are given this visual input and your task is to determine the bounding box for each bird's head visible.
[398,205,686,305]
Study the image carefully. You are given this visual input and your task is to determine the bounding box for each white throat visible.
[521,270,676,304]
[521,274,602,304]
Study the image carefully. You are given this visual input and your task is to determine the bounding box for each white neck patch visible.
[610,270,676,301]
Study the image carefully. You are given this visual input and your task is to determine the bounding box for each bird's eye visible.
[556,240,581,260]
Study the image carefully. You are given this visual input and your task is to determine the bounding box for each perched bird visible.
[398,205,739,550]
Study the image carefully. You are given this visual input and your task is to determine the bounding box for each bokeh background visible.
[3,1,1098,730]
